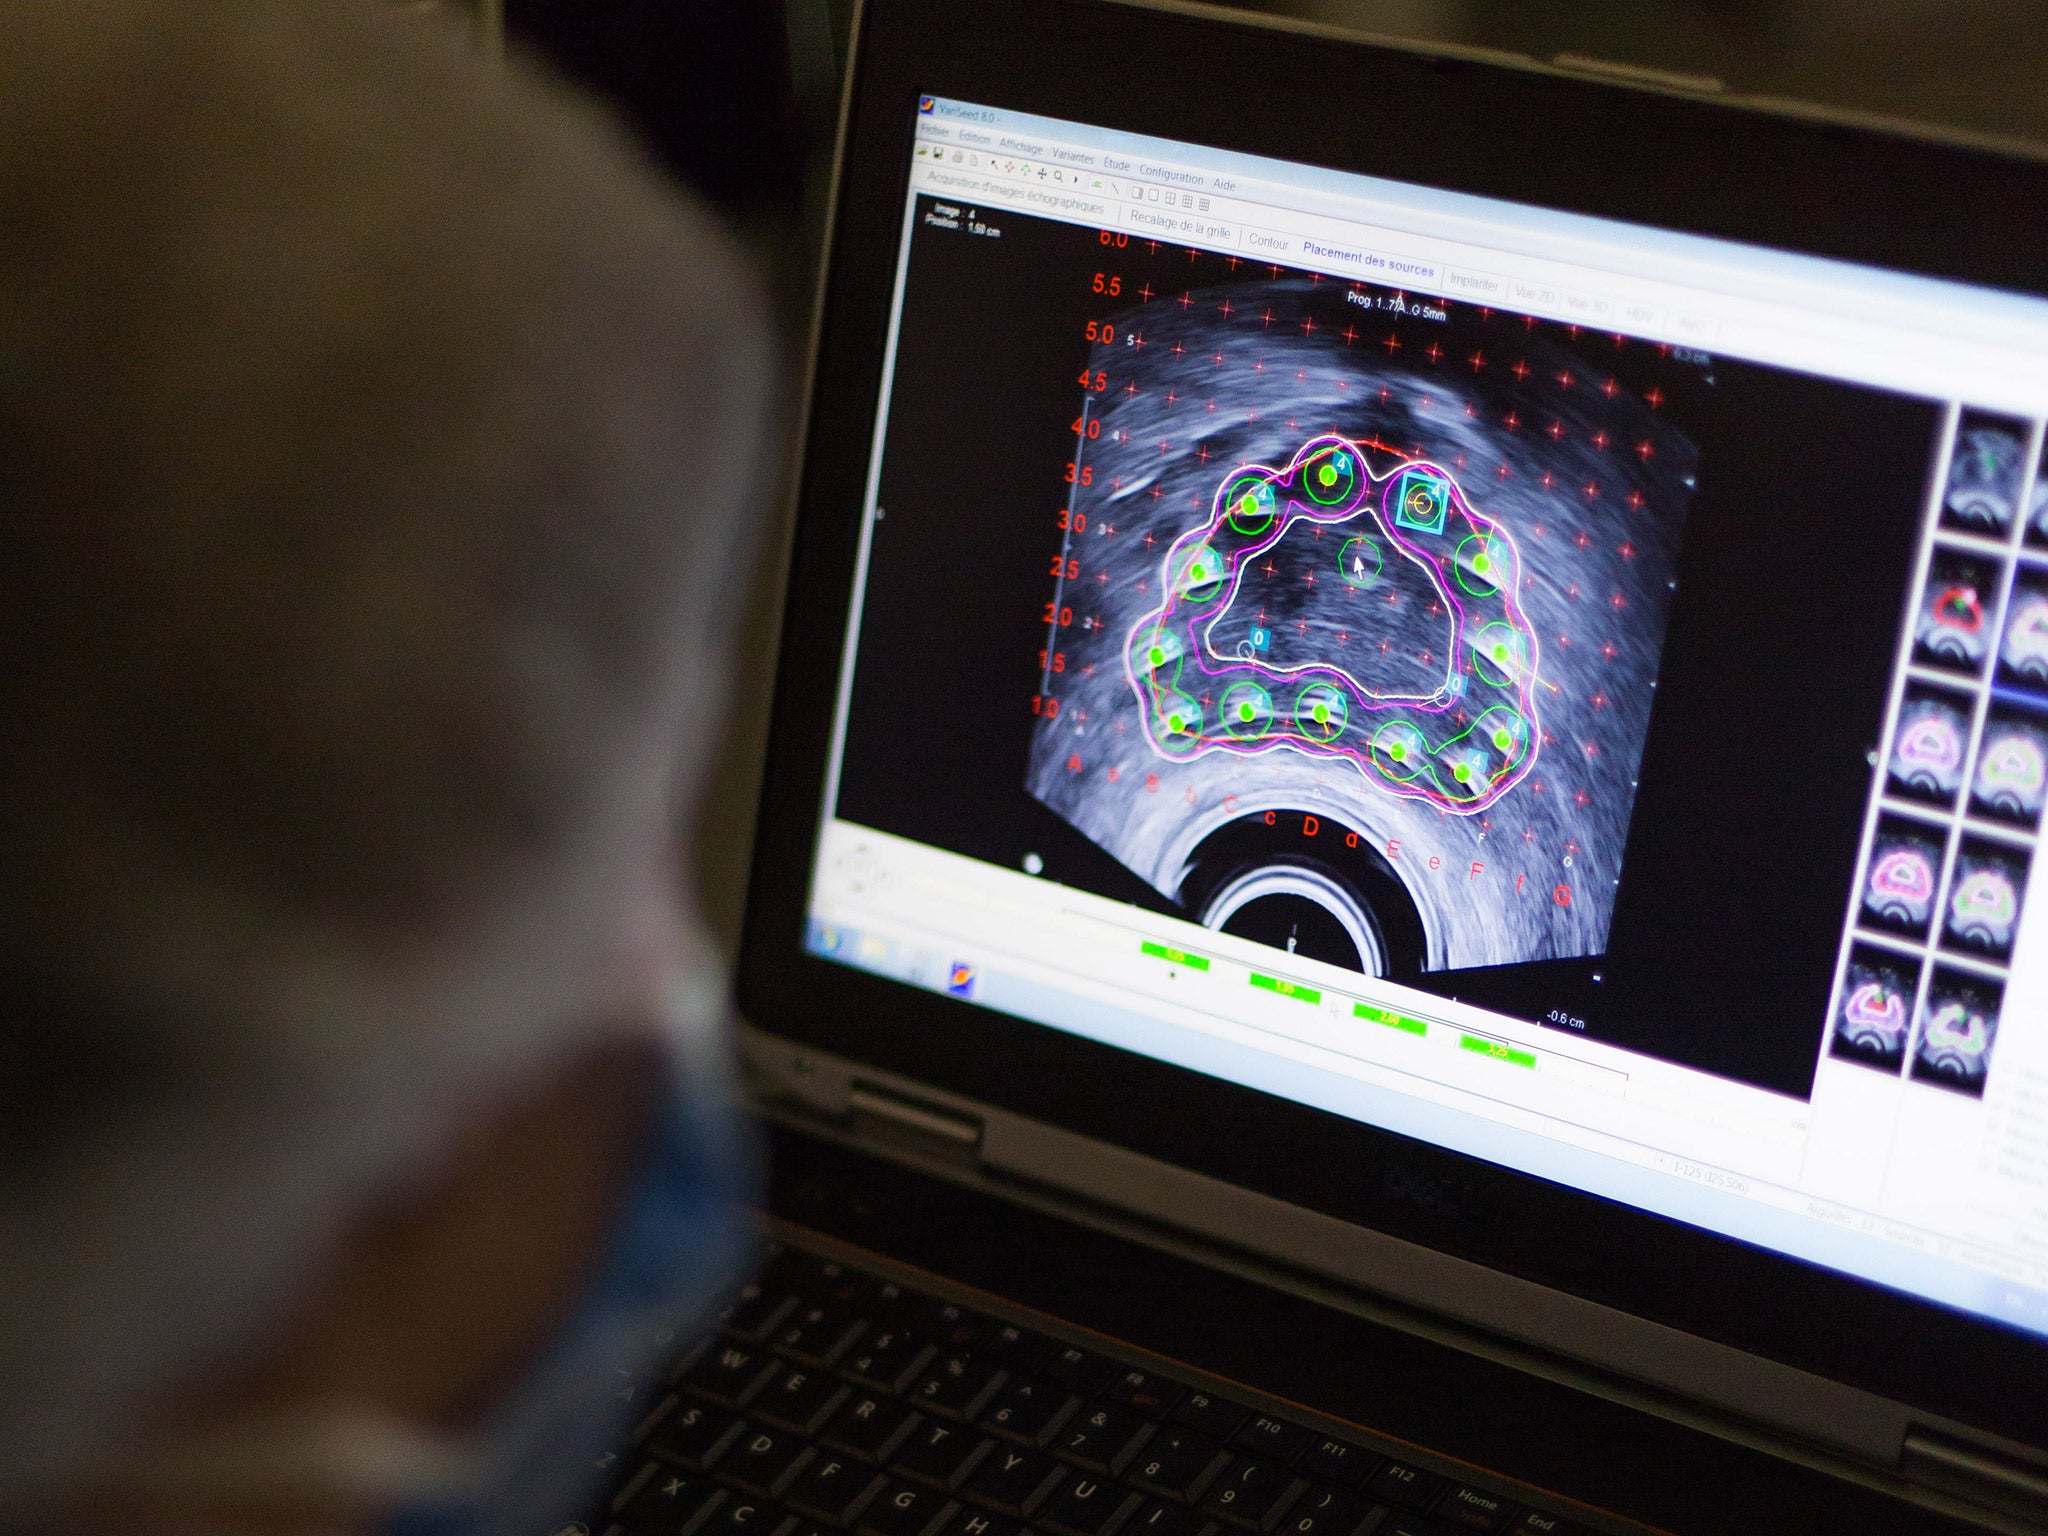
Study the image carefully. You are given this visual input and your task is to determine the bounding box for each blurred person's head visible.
[0,1,774,1530]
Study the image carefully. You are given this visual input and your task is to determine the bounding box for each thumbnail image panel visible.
[1830,942,1918,1073]
[1887,682,1974,808]
[1941,834,2030,963]
[1911,965,2003,1097]
[1940,411,2031,540]
[1912,546,2003,678]
[1970,704,2048,829]
[1860,813,1947,940]
[1997,564,2048,695]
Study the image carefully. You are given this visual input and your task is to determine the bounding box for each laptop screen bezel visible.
[738,0,2048,1451]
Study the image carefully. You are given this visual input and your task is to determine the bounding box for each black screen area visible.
[835,196,1939,1100]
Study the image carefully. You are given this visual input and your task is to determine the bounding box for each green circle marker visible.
[1314,703,1330,724]
[1226,477,1277,534]
[1239,702,1255,721]
[1318,463,1338,486]
[1149,646,1164,666]
[1454,762,1471,782]
[1493,728,1512,750]
[1391,743,1407,761]
[1168,712,1184,730]
[1454,534,1504,597]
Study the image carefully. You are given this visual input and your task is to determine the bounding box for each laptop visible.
[590,2,2048,1531]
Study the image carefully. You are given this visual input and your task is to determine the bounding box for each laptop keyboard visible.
[577,1237,1602,1536]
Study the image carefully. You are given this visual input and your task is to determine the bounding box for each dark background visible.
[837,195,1941,1099]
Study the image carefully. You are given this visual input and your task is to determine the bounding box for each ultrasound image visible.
[1912,965,2002,1097]
[1941,834,2030,964]
[1830,941,1918,1072]
[1940,412,2030,539]
[1887,683,1973,808]
[1997,567,2048,694]
[1913,546,2003,678]
[1971,705,2048,828]
[1861,812,1946,940]
[1026,276,1697,972]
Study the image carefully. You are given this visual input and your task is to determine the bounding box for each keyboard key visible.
[961,1446,1064,1516]
[857,1480,957,1536]
[981,1322,1053,1373]
[863,1277,923,1323]
[910,1355,1008,1421]
[647,1399,746,1471]
[1231,1418,1311,1465]
[821,1395,922,1463]
[890,1422,992,1490]
[682,1344,781,1407]
[1127,1500,1204,1536]
[1126,1429,1229,1504]
[1275,1486,1366,1536]
[1434,1488,1511,1533]
[724,1427,814,1496]
[764,1250,861,1301]
[844,1329,936,1393]
[1034,1471,1142,1536]
[1509,1514,1588,1535]
[1293,1441,1372,1490]
[695,1494,798,1536]
[1043,1346,1116,1396]
[979,1378,1076,1446]
[1168,1392,1247,1443]
[923,1302,991,1353]
[1102,1369,1183,1419]
[783,1453,886,1527]
[773,1306,867,1368]
[1052,1403,1148,1475]
[1201,1461,1305,1532]
[1364,1465,1446,1515]
[812,1265,883,1314]
[616,1463,726,1533]
[949,1509,1023,1536]
[721,1282,800,1344]
[757,1363,851,1434]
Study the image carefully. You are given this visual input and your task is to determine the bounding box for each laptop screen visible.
[799,93,2048,1340]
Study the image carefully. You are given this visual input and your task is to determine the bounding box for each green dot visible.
[1474,554,1492,573]
[1313,704,1330,724]
[1493,644,1508,662]
[1454,763,1472,782]
[1168,713,1184,730]
[1190,564,1207,580]
[1318,463,1338,486]
[1149,647,1164,665]
[1240,495,1257,516]
[1391,743,1407,761]
[1493,729,1512,750]
[1239,703,1255,721]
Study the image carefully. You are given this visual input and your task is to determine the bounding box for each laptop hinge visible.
[848,1081,985,1165]
[1903,1430,2048,1526]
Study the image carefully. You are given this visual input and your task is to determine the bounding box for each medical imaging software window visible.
[803,99,2048,1335]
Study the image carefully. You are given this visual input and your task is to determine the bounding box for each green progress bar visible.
[1355,1002,1428,1036]
[1459,1034,1536,1069]
[1140,940,1211,972]
[1249,973,1320,1004]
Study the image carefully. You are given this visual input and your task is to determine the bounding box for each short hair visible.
[0,0,773,1489]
